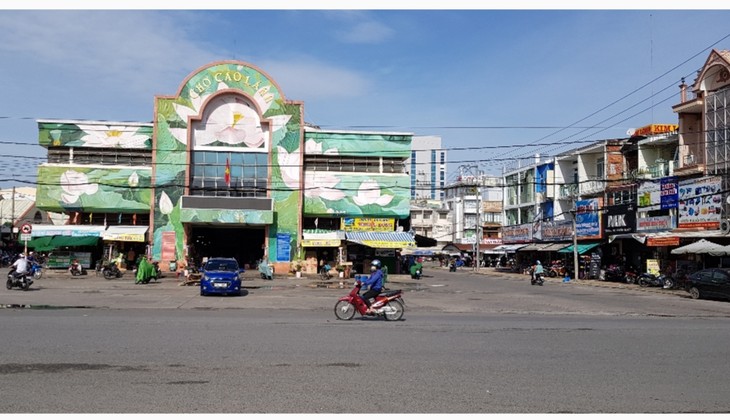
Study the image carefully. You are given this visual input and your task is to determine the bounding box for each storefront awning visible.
[541,242,572,252]
[30,224,105,238]
[493,244,527,253]
[49,236,100,247]
[102,225,149,242]
[26,236,55,251]
[518,243,550,252]
[557,242,602,255]
[345,231,415,249]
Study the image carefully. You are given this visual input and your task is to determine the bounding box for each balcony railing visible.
[558,183,578,199]
[580,177,605,196]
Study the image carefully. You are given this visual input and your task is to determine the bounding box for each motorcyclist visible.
[361,259,385,315]
[68,259,81,274]
[11,253,29,278]
[534,260,544,283]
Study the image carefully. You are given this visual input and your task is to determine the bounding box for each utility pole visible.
[572,205,579,281]
[11,186,15,243]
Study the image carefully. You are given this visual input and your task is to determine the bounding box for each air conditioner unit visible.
[721,219,730,235]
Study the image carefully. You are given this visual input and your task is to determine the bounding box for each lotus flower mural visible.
[353,179,394,206]
[60,170,99,204]
[77,124,149,149]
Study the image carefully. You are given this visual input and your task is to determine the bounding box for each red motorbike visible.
[334,281,405,321]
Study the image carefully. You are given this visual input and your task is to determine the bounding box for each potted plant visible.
[291,261,303,278]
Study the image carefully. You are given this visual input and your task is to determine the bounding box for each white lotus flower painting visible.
[77,125,149,149]
[60,170,99,204]
[278,146,301,190]
[193,96,266,148]
[353,179,393,206]
[304,171,345,201]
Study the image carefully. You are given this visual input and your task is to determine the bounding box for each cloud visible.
[338,20,395,44]
[0,11,221,100]
[255,56,372,100]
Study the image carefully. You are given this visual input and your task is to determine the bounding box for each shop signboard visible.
[678,176,722,229]
[646,236,680,247]
[301,239,341,247]
[161,231,176,261]
[637,180,661,212]
[603,204,636,235]
[341,217,395,232]
[637,215,674,232]
[47,252,92,269]
[502,223,533,244]
[660,176,679,210]
[540,220,573,242]
[646,259,661,276]
[276,233,291,262]
[576,198,602,240]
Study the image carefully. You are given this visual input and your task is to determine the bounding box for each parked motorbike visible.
[547,260,566,278]
[258,260,274,280]
[334,281,405,321]
[602,264,626,282]
[152,261,162,280]
[102,262,123,280]
[637,272,664,287]
[663,269,688,290]
[624,266,639,284]
[6,267,33,291]
[69,262,87,276]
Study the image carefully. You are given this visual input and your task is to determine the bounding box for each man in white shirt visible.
[11,253,29,277]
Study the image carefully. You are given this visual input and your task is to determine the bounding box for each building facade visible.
[34,60,414,274]
[406,135,447,201]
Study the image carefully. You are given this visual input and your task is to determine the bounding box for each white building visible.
[406,136,447,201]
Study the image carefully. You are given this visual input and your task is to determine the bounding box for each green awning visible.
[557,242,602,255]
[49,236,100,247]
[26,236,55,251]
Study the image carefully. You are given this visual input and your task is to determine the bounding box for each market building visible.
[33,60,414,274]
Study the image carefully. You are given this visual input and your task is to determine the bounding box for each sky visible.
[1,6,730,190]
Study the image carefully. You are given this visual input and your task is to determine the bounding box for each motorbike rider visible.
[361,259,385,315]
[68,259,81,274]
[534,260,544,283]
[11,253,29,278]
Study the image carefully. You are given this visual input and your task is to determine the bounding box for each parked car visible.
[200,257,244,296]
[684,268,730,301]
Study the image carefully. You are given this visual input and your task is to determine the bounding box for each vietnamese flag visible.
[224,157,231,187]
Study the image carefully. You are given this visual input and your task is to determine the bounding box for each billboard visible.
[576,198,602,240]
[678,176,722,229]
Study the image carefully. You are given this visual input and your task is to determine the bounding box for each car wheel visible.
[688,286,701,300]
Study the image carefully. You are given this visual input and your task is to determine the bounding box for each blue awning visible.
[345,232,415,249]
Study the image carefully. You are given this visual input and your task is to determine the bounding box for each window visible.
[48,147,152,166]
[596,157,605,180]
[190,151,268,198]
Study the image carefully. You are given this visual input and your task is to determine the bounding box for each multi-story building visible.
[33,60,415,275]
[406,135,447,201]
[409,199,452,247]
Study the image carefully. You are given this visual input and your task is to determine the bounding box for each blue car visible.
[199,258,244,296]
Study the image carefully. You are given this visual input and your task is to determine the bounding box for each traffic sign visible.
[20,233,31,242]
[20,223,32,234]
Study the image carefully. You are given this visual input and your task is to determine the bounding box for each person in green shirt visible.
[135,256,157,284]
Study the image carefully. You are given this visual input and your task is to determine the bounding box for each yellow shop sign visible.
[341,217,395,232]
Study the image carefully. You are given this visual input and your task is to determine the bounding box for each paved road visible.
[3,264,730,318]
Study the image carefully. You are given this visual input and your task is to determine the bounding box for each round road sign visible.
[20,223,32,234]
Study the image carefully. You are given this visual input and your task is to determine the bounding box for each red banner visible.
[646,237,680,247]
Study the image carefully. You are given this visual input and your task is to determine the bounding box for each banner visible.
[678,176,722,229]
[502,224,533,244]
[637,180,661,212]
[660,176,678,210]
[647,237,680,247]
[341,217,395,232]
[540,220,573,242]
[576,198,602,240]
[637,215,674,232]
[276,233,291,262]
